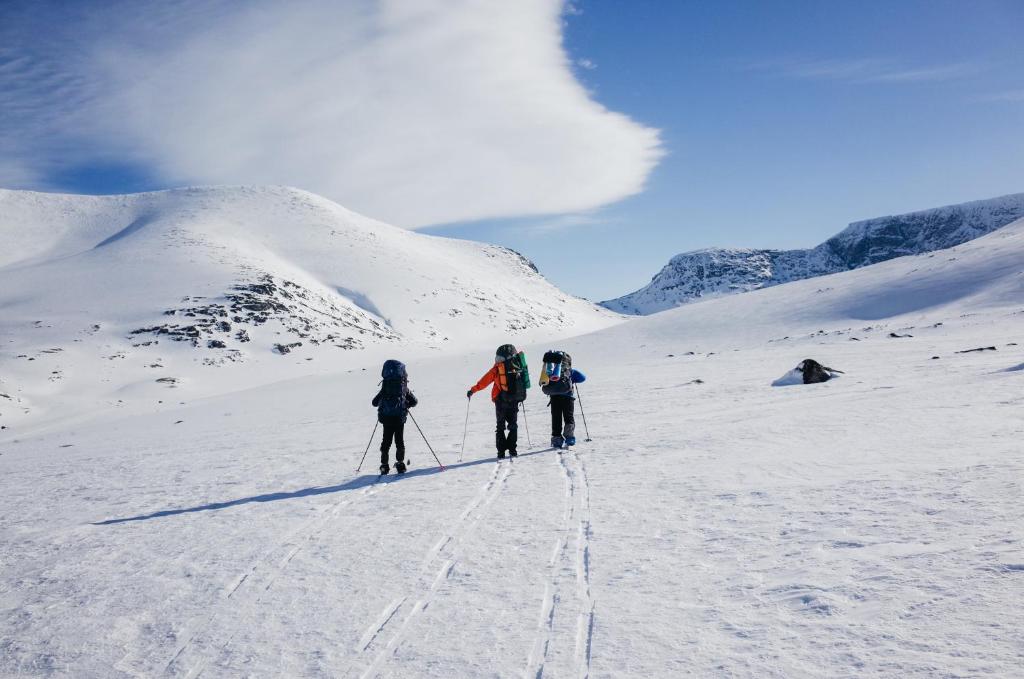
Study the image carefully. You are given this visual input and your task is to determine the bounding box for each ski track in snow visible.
[356,460,514,678]
[524,447,595,679]
[116,480,385,678]
[571,451,595,679]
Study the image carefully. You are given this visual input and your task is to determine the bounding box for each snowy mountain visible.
[2,204,1022,676]
[0,186,617,426]
[603,192,1024,314]
[601,215,1024,348]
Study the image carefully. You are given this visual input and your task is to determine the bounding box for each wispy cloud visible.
[978,89,1024,102]
[0,0,662,228]
[522,212,604,235]
[746,57,982,85]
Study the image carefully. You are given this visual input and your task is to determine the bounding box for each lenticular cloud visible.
[0,0,662,227]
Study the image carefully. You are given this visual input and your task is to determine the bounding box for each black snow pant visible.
[379,415,406,466]
[549,394,575,440]
[494,398,519,454]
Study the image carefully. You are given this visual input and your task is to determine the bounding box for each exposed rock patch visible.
[130,274,398,358]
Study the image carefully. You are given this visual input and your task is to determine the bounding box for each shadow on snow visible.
[92,448,553,525]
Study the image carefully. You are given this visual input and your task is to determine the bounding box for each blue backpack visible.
[378,360,408,417]
[541,350,573,396]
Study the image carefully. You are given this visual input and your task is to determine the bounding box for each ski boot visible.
[509,449,518,458]
[395,460,407,475]
[551,436,564,449]
[497,451,506,460]
[566,436,576,447]
[379,463,390,475]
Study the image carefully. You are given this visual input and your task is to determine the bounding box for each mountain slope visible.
[603,192,1024,314]
[2,211,1022,676]
[589,216,1024,365]
[0,186,618,426]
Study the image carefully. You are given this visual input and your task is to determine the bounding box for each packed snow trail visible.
[356,460,514,677]
[524,448,595,679]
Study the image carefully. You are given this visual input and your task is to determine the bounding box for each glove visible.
[466,389,473,398]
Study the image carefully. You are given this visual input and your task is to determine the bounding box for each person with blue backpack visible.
[372,359,418,475]
[540,350,586,449]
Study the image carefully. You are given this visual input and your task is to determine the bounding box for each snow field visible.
[2,189,1023,677]
[2,311,1022,677]
[578,330,1023,676]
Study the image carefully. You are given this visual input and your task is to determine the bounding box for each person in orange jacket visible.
[467,343,529,459]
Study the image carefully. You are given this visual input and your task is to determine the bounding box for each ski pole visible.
[356,420,380,472]
[409,411,445,471]
[574,384,592,442]
[520,401,532,447]
[459,397,470,463]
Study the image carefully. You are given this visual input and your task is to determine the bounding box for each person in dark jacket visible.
[540,350,586,449]
[372,360,418,475]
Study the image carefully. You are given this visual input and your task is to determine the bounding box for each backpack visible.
[541,350,573,396]
[495,344,529,403]
[798,358,833,384]
[378,359,409,416]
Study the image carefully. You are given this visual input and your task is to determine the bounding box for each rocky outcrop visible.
[130,274,398,355]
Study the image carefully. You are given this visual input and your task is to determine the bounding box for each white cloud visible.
[0,0,662,228]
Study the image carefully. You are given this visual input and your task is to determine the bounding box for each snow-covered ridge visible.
[600,215,1024,349]
[0,186,618,425]
[603,192,1024,314]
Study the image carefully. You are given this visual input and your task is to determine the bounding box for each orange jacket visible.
[470,365,501,402]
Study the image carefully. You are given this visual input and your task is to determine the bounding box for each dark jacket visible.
[372,387,418,422]
[542,368,586,398]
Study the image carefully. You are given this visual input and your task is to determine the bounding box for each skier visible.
[466,344,530,459]
[540,350,586,449]
[371,359,418,475]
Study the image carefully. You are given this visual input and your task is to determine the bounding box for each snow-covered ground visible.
[1,204,1023,677]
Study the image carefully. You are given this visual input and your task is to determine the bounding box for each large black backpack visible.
[541,350,573,396]
[496,344,528,403]
[379,359,408,416]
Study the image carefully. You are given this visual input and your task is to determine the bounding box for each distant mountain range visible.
[602,193,1024,315]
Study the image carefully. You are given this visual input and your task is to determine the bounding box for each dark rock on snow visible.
[799,359,843,384]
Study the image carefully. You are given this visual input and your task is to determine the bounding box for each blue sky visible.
[431,0,1024,299]
[2,1,1022,301]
